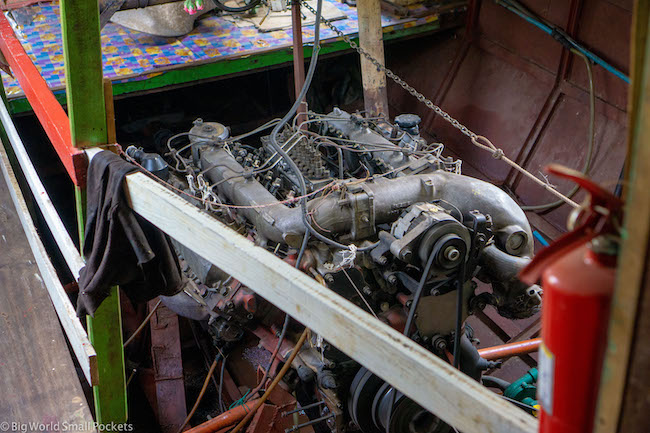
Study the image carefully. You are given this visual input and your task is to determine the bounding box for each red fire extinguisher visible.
[520,164,624,433]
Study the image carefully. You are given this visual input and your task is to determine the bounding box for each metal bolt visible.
[325,274,335,284]
[444,246,461,261]
[507,233,525,250]
[377,256,388,265]
[387,274,397,284]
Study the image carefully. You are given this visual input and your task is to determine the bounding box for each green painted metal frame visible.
[7,21,440,114]
[60,0,127,424]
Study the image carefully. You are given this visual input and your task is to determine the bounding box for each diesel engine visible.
[136,108,542,433]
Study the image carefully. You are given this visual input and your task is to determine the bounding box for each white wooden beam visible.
[0,98,85,279]
[122,168,538,433]
[0,142,97,385]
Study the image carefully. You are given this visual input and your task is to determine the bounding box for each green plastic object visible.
[504,368,538,410]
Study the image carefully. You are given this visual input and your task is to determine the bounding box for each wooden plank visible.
[149,301,188,433]
[118,167,537,433]
[594,3,650,431]
[0,141,97,385]
[357,0,389,116]
[0,94,85,279]
[618,253,650,432]
[0,146,96,429]
[59,0,107,149]
[61,0,128,422]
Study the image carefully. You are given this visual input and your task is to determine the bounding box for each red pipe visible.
[184,399,261,433]
[478,338,541,361]
[0,14,86,186]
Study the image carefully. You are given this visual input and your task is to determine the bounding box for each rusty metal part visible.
[251,326,295,361]
[247,403,280,433]
[231,328,310,433]
[379,306,406,333]
[149,301,188,433]
[184,399,262,433]
[478,338,541,361]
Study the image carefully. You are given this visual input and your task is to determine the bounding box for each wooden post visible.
[60,0,127,424]
[292,1,306,127]
[594,2,650,432]
[357,0,389,117]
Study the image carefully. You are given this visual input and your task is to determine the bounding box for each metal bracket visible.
[348,183,376,240]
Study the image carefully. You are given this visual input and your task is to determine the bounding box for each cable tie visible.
[491,149,504,160]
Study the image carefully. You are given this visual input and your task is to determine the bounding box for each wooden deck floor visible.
[0,164,95,431]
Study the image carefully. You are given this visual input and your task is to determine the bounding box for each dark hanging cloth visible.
[76,151,184,317]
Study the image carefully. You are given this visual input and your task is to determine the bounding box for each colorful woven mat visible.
[1,0,438,98]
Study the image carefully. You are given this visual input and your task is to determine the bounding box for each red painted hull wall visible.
[386,0,631,240]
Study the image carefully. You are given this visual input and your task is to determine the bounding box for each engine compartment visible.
[129,108,542,432]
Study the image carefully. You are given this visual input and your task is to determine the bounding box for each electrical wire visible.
[500,395,539,412]
[496,0,629,83]
[243,232,312,404]
[123,299,162,348]
[167,118,282,173]
[230,328,310,433]
[176,353,222,433]
[263,0,377,253]
[213,0,262,13]
[121,146,338,211]
[521,48,595,211]
[218,355,228,414]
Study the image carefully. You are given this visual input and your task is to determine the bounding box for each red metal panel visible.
[477,0,569,74]
[514,93,627,231]
[430,44,553,183]
[0,14,86,186]
[570,0,632,110]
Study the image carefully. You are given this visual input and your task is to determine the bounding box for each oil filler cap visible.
[394,113,421,131]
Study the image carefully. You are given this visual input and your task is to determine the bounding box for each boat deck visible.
[0,152,95,432]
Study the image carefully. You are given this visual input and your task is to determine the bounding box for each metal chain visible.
[299,0,578,208]
[299,0,476,140]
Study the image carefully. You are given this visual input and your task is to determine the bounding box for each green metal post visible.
[60,0,127,424]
